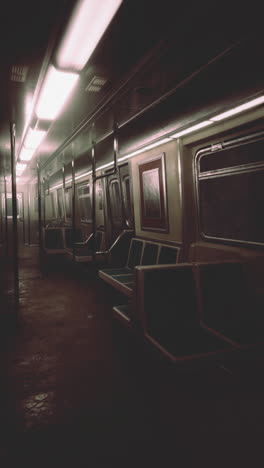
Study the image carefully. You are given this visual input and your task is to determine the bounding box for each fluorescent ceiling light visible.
[118,138,172,162]
[36,66,79,120]
[24,128,46,149]
[56,0,123,71]
[20,147,35,162]
[210,95,264,122]
[171,121,213,138]
[16,163,27,176]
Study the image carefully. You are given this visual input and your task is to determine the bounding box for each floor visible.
[0,246,264,467]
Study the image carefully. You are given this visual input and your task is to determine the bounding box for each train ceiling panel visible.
[0,0,263,182]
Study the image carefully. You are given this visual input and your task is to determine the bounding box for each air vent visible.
[85,76,107,93]
[11,65,28,82]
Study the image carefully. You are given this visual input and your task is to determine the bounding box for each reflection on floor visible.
[0,246,264,467]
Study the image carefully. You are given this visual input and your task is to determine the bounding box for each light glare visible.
[57,0,123,71]
[210,95,264,121]
[36,66,79,120]
[171,121,213,138]
[24,128,46,149]
[20,147,35,161]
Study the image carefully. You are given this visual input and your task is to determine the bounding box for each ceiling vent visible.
[85,76,107,93]
[11,65,28,82]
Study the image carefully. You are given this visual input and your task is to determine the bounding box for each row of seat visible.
[42,227,84,253]
[99,238,180,296]
[111,262,264,362]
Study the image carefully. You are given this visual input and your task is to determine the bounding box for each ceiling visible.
[0,0,263,180]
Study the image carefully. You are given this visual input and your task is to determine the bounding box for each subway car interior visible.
[1,0,264,465]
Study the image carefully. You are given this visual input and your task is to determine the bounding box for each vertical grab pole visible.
[91,140,96,257]
[71,146,76,261]
[37,161,42,271]
[27,187,31,246]
[4,170,8,248]
[43,178,46,228]
[10,122,19,307]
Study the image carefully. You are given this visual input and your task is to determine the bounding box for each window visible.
[109,179,122,221]
[6,195,21,218]
[64,188,72,220]
[77,183,92,222]
[197,133,264,246]
[57,188,64,218]
[45,193,56,219]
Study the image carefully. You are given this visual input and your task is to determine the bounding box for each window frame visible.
[77,182,92,223]
[195,130,264,248]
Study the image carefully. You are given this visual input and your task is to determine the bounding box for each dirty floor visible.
[0,247,264,467]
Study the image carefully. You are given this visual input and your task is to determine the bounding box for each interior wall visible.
[130,139,182,243]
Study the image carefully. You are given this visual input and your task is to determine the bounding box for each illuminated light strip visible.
[170,121,213,138]
[36,66,79,120]
[117,137,172,162]
[48,94,264,190]
[210,95,264,121]
[56,0,123,71]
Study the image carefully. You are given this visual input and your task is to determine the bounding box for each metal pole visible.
[43,178,46,228]
[27,187,31,246]
[91,142,96,255]
[71,151,76,261]
[37,162,42,270]
[10,122,19,307]
[4,171,8,248]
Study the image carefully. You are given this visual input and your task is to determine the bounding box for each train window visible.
[109,180,122,221]
[197,134,264,246]
[45,193,56,219]
[77,183,92,223]
[57,188,64,219]
[6,195,21,218]
[199,138,264,173]
[119,163,133,226]
[64,188,72,220]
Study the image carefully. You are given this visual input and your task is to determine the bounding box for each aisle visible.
[0,247,263,467]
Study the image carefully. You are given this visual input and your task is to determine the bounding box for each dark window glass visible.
[198,134,264,245]
[124,177,132,220]
[77,184,92,222]
[57,188,64,218]
[6,198,12,217]
[200,138,264,173]
[109,180,122,221]
[65,188,72,219]
[199,170,264,243]
[6,197,21,217]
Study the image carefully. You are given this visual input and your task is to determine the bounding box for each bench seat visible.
[99,238,180,296]
[134,263,238,362]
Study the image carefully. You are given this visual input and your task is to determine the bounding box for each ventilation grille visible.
[85,76,107,93]
[11,65,28,82]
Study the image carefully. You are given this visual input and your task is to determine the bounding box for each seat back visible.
[141,242,159,266]
[44,228,64,250]
[137,264,198,341]
[64,228,83,248]
[127,238,144,269]
[196,262,249,327]
[108,230,134,267]
[158,245,180,264]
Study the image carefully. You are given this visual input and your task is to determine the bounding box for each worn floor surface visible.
[0,247,264,467]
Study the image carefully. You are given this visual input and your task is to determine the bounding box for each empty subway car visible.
[1,0,264,363]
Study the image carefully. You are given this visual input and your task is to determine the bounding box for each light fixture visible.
[56,0,123,71]
[16,163,27,176]
[19,147,35,162]
[210,95,264,122]
[24,128,46,149]
[36,65,79,120]
[170,121,213,139]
